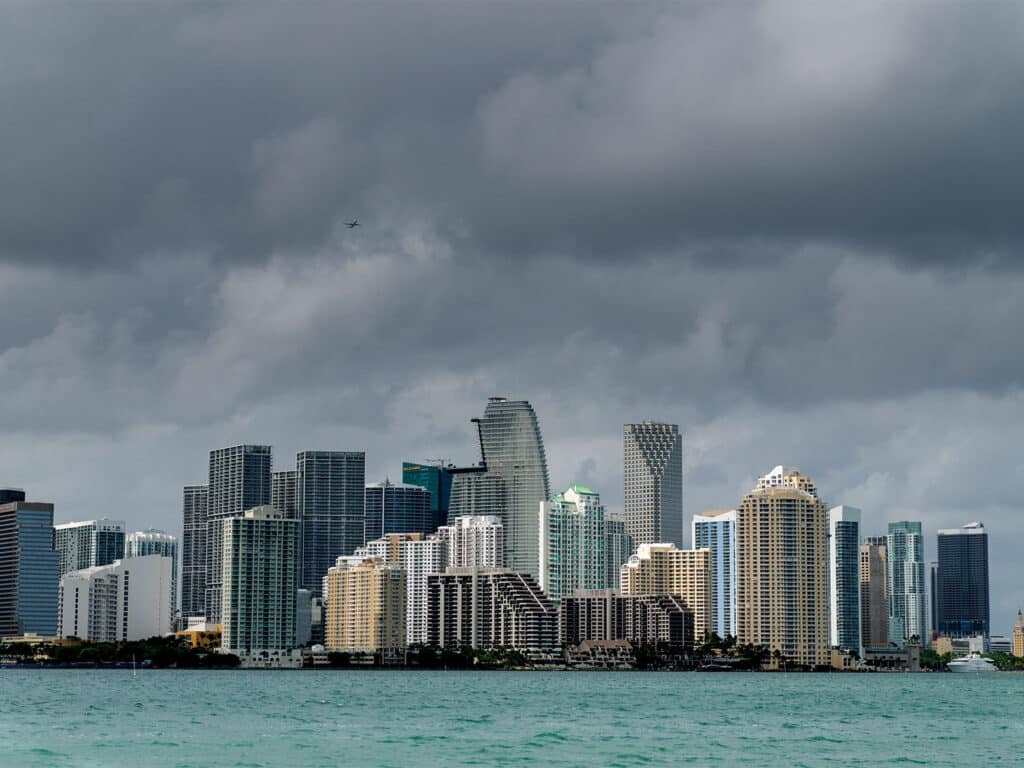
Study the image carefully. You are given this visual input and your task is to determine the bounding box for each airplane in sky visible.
[345,220,359,229]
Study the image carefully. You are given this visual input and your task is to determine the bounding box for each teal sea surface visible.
[1,670,1019,767]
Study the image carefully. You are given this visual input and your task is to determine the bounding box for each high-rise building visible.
[403,462,454,530]
[426,568,558,651]
[206,445,273,623]
[935,522,990,639]
[692,509,737,639]
[561,589,695,648]
[538,485,606,603]
[181,485,208,621]
[363,480,434,543]
[448,397,550,576]
[887,521,926,647]
[437,515,504,569]
[736,466,830,667]
[0,488,26,505]
[54,519,126,576]
[0,500,59,637]
[828,506,862,654]
[220,506,299,660]
[620,543,712,642]
[295,450,366,597]
[271,470,299,519]
[360,533,447,646]
[58,554,173,641]
[860,537,888,647]
[126,529,179,617]
[324,555,405,654]
[623,422,683,547]
[295,588,313,647]
[604,515,634,591]
[1013,610,1024,658]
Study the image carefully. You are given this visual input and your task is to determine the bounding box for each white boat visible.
[947,653,998,673]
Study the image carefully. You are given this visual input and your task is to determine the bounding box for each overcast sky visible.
[2,2,1022,632]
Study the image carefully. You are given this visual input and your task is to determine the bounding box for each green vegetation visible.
[919,649,954,670]
[986,652,1024,671]
[0,636,240,668]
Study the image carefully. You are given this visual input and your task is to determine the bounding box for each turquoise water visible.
[1,670,1020,767]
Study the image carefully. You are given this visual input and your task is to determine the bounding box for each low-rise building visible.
[561,589,695,648]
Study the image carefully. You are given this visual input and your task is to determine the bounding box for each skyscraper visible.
[403,462,454,530]
[0,488,26,505]
[538,485,606,603]
[295,450,366,597]
[0,499,59,637]
[54,519,126,575]
[935,522,990,639]
[860,537,888,647]
[437,515,504,568]
[623,421,683,547]
[620,543,712,642]
[180,484,208,621]
[736,466,830,667]
[692,509,737,639]
[604,515,634,591]
[887,521,926,647]
[828,506,862,654]
[363,480,434,543]
[324,554,406,654]
[271,470,299,518]
[360,533,446,645]
[126,529,179,617]
[206,444,272,622]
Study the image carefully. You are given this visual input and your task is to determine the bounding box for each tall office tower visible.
[538,485,606,603]
[887,521,926,647]
[295,589,313,647]
[324,555,406,654]
[220,506,299,660]
[604,515,634,591]
[426,568,558,651]
[180,485,208,621]
[929,561,939,639]
[0,499,59,636]
[692,510,738,639]
[828,506,862,653]
[1013,610,1024,658]
[363,480,434,543]
[403,462,454,530]
[623,421,683,547]
[361,533,446,645]
[437,515,504,568]
[620,543,712,642]
[206,444,272,622]
[54,519,126,575]
[736,466,830,667]
[295,450,366,598]
[0,488,26,504]
[448,397,550,576]
[935,522,990,638]
[271,470,299,518]
[126,529,179,618]
[561,590,695,648]
[860,537,888,647]
[57,554,173,641]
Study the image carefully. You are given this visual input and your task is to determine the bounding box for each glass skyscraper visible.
[53,519,126,576]
[538,485,606,603]
[692,509,737,639]
[828,506,862,654]
[886,520,926,647]
[180,484,208,621]
[623,422,683,547]
[604,515,634,590]
[363,480,434,542]
[0,500,59,636]
[935,522,989,639]
[402,462,454,530]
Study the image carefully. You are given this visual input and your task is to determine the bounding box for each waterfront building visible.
[58,554,172,641]
[604,515,634,591]
[363,480,434,543]
[935,522,990,639]
[736,466,830,667]
[860,537,889,647]
[538,485,606,603]
[437,515,504,568]
[324,555,405,654]
[271,470,299,519]
[829,506,862,654]
[1013,611,1024,658]
[623,422,683,547]
[403,462,454,530]
[887,521,926,647]
[561,589,695,648]
[206,444,273,623]
[180,485,208,622]
[620,543,712,642]
[447,397,550,576]
[0,499,59,636]
[295,588,312,647]
[220,506,299,660]
[426,568,558,651]
[126,528,179,618]
[692,510,737,639]
[54,519,125,575]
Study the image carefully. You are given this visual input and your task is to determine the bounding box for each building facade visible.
[620,543,712,642]
[692,509,737,639]
[829,506,862,654]
[437,515,504,569]
[58,554,173,641]
[271,470,299,519]
[561,589,695,648]
[538,485,606,602]
[180,484,208,621]
[324,555,406,653]
[126,529,179,616]
[604,515,634,591]
[623,421,683,547]
[54,519,126,576]
[402,462,454,530]
[363,480,434,543]
[860,537,889,648]
[0,500,59,637]
[887,521,926,647]
[736,466,830,667]
[1013,611,1024,658]
[935,522,990,639]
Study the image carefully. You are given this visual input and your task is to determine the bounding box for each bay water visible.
[1,669,1019,767]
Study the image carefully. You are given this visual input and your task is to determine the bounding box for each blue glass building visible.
[692,510,737,639]
[402,462,453,530]
[364,481,433,542]
[935,522,989,639]
[0,501,60,636]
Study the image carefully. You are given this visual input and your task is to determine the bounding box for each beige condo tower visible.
[619,542,712,642]
[324,555,406,654]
